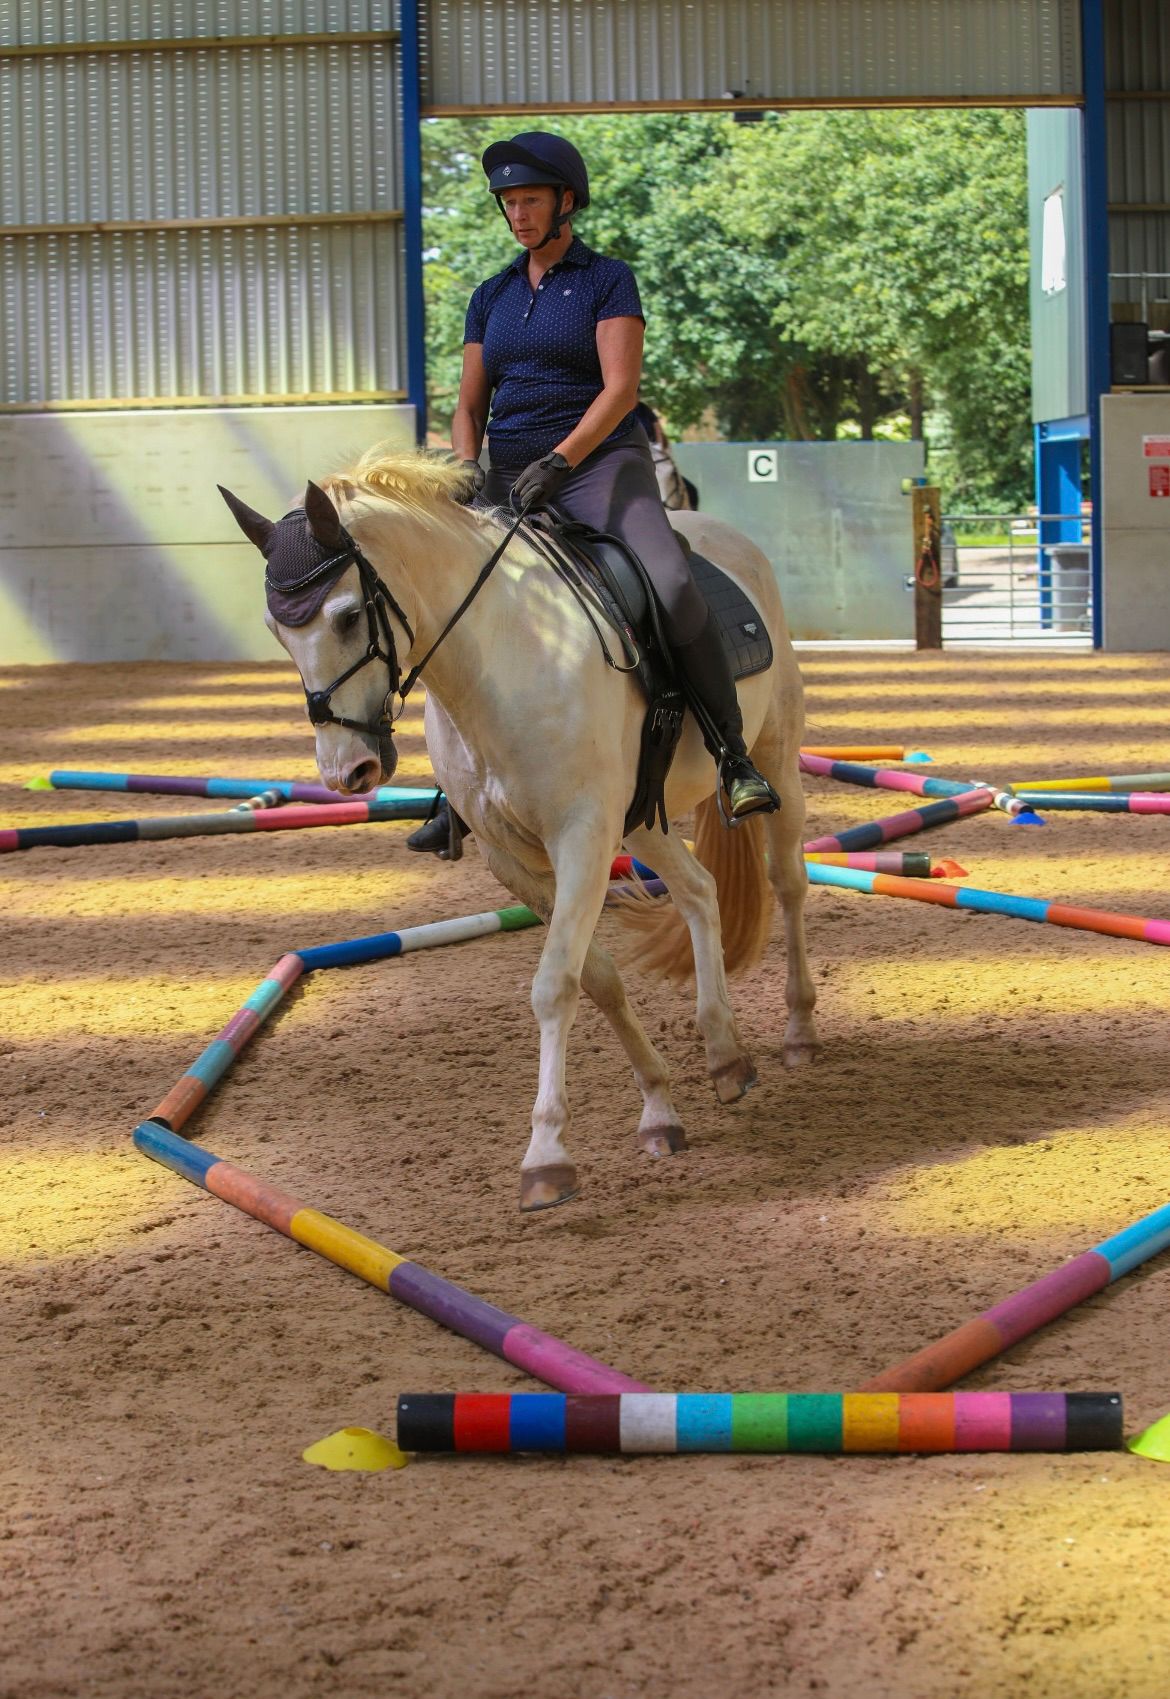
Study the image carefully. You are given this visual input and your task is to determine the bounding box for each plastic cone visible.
[302,1426,408,1472]
[1127,1412,1170,1461]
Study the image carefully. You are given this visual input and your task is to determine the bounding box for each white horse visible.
[223,447,817,1211]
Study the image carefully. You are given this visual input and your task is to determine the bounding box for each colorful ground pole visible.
[804,862,1170,947]
[0,797,435,853]
[135,902,650,1395]
[799,746,926,762]
[798,755,977,799]
[803,788,994,855]
[136,1123,646,1395]
[1008,773,1170,794]
[803,851,957,879]
[1009,792,1170,814]
[864,1200,1170,1393]
[39,770,439,807]
[395,1392,1122,1454]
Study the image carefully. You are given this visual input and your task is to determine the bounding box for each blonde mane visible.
[318,442,482,549]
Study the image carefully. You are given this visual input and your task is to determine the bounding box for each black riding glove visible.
[512,451,571,512]
[461,459,486,494]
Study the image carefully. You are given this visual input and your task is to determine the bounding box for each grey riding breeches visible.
[483,424,708,646]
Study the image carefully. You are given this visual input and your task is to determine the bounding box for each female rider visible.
[407,130,776,855]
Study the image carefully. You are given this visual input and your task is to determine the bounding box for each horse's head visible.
[219,479,409,795]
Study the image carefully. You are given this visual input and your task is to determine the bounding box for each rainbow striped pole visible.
[1008,773,1170,795]
[34,770,438,807]
[803,788,994,855]
[395,1391,1122,1454]
[0,797,433,854]
[135,903,649,1394]
[805,862,1170,947]
[798,755,976,798]
[137,1124,645,1395]
[864,1200,1170,1393]
[146,909,541,1132]
[1009,792,1170,814]
[804,851,963,879]
[799,746,931,763]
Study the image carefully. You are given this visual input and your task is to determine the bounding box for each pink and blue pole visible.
[1009,792,1170,814]
[865,1200,1170,1393]
[0,796,433,854]
[798,755,978,799]
[35,770,438,807]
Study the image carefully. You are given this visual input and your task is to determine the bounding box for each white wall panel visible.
[421,0,1082,112]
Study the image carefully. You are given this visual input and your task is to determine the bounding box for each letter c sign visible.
[747,449,778,483]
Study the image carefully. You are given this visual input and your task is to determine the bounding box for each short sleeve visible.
[464,284,486,345]
[596,260,644,324]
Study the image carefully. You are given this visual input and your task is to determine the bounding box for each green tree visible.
[421,108,1033,508]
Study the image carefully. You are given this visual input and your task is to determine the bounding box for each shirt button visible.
[538,284,544,290]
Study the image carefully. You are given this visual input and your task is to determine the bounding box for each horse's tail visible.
[615,798,773,980]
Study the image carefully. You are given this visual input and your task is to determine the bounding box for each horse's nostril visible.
[344,758,380,794]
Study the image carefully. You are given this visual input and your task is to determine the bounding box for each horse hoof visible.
[638,1122,688,1157]
[784,1042,819,1069]
[519,1163,580,1212]
[710,1055,758,1104]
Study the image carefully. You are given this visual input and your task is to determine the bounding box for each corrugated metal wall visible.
[421,0,1083,113]
[1105,0,1170,306]
[0,2,405,408]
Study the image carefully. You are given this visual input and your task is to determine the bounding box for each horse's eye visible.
[341,607,362,633]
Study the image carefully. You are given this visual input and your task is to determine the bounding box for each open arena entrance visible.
[6,6,1170,1699]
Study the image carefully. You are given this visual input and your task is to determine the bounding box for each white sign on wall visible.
[747,448,779,482]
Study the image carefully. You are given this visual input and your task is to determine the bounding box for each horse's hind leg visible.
[625,825,756,1101]
[579,939,687,1157]
[751,721,819,1066]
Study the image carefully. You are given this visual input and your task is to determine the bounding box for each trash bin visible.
[1042,544,1091,632]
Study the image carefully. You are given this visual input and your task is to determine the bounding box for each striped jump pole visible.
[863,1200,1170,1394]
[804,862,1170,948]
[147,908,541,1133]
[799,747,931,764]
[1009,792,1170,815]
[135,902,648,1393]
[1007,773,1170,795]
[803,787,995,855]
[804,851,966,879]
[395,1391,1122,1455]
[0,797,433,854]
[136,1124,645,1395]
[798,755,977,799]
[33,770,439,807]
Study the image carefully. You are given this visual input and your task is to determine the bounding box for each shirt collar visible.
[509,234,592,274]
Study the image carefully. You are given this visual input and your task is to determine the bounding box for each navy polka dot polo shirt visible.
[464,235,645,468]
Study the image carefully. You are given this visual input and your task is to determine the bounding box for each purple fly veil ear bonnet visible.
[218,481,356,627]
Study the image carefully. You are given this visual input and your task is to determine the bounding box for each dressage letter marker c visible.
[748,449,778,483]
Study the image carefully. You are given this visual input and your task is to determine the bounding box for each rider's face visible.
[501,185,570,244]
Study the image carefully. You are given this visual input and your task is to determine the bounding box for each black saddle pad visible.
[572,530,773,681]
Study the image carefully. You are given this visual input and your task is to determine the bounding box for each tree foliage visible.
[421,108,1032,509]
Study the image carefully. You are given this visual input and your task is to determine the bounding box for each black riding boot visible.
[405,797,471,859]
[671,610,779,822]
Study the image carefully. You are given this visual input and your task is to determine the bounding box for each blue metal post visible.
[1080,0,1110,648]
[1035,418,1087,627]
[400,0,428,444]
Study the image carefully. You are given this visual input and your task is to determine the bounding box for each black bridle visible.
[281,507,528,744]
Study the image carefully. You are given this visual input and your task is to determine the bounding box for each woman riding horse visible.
[407,129,776,856]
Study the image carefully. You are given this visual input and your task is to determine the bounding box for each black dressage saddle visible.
[524,513,773,834]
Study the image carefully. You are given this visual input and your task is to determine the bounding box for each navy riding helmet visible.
[481,131,590,247]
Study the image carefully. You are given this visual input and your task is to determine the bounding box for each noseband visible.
[286,532,413,741]
[279,506,527,745]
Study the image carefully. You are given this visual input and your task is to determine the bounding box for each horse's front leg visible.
[520,825,615,1213]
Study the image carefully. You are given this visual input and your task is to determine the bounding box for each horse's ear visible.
[218,485,274,554]
[304,481,344,550]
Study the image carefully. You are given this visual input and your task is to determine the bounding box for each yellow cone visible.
[302,1426,408,1472]
[23,777,54,791]
[1126,1412,1170,1461]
